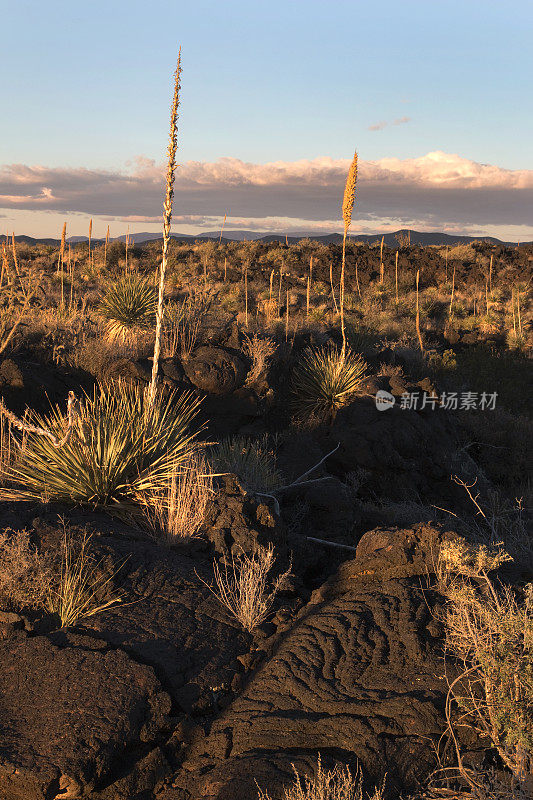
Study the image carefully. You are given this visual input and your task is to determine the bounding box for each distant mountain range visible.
[3,229,530,247]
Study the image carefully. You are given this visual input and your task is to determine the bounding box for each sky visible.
[1,0,532,241]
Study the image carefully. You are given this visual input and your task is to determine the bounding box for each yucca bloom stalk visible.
[60,222,67,269]
[395,249,399,303]
[341,152,358,355]
[149,48,182,405]
[0,241,11,287]
[104,225,109,267]
[219,212,227,244]
[415,269,424,352]
[11,233,27,300]
[125,229,130,271]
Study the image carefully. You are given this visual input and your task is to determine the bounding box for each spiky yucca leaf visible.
[291,344,367,423]
[99,274,158,342]
[2,382,203,507]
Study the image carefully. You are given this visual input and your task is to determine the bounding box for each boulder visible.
[0,631,171,800]
[183,347,246,395]
[323,395,460,503]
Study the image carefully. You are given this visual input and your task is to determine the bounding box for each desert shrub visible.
[0,528,52,611]
[505,329,527,352]
[346,325,381,357]
[161,301,185,359]
[98,274,157,343]
[0,273,41,356]
[242,334,277,386]
[140,452,212,541]
[439,243,476,262]
[438,539,533,796]
[308,305,328,323]
[257,755,385,800]
[209,544,289,632]
[2,382,202,507]
[210,434,281,493]
[105,240,126,269]
[291,344,367,423]
[443,345,529,415]
[457,408,532,496]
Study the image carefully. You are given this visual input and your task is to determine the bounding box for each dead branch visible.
[0,391,84,448]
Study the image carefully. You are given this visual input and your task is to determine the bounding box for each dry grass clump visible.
[1,382,202,507]
[291,344,367,423]
[47,529,122,628]
[209,543,290,632]
[242,333,277,386]
[437,539,533,797]
[447,475,533,574]
[257,755,385,800]
[210,434,282,493]
[98,274,158,343]
[140,452,212,542]
[162,293,211,361]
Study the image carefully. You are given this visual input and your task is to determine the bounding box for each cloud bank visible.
[1,151,532,234]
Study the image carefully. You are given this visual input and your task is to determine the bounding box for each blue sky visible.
[1,0,532,239]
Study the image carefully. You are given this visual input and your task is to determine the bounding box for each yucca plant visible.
[2,382,202,507]
[291,343,367,423]
[210,434,281,493]
[98,274,158,342]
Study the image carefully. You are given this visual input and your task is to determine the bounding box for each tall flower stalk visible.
[149,48,182,405]
[341,151,358,355]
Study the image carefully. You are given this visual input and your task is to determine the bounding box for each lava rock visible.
[183,347,247,395]
[170,524,458,799]
[0,631,171,800]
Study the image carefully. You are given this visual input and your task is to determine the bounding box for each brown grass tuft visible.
[140,453,212,542]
